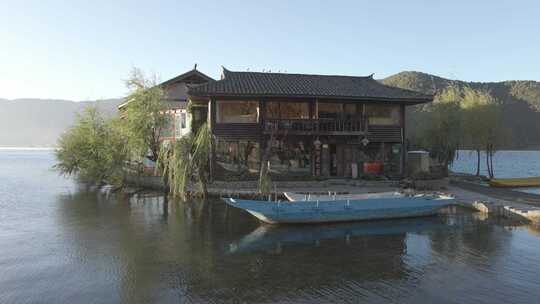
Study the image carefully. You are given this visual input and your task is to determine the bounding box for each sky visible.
[1,0,539,101]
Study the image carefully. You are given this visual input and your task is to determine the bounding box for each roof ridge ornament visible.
[221,66,231,79]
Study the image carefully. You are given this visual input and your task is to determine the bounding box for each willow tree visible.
[55,106,128,186]
[191,122,212,198]
[157,137,192,200]
[412,85,505,177]
[458,87,498,176]
[443,86,504,178]
[122,68,167,162]
[156,122,212,201]
[416,91,462,175]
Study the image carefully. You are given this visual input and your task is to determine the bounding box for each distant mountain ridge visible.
[382,72,540,148]
[0,98,122,147]
[383,71,540,110]
[2,71,539,148]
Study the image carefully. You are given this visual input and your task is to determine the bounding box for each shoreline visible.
[124,174,540,222]
[0,147,57,150]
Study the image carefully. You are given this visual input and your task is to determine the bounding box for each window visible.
[266,102,280,119]
[174,112,188,137]
[180,112,186,129]
[344,104,358,119]
[174,113,182,137]
[216,101,259,123]
[318,103,342,119]
[162,115,174,138]
[266,102,310,119]
[365,105,400,125]
[317,103,360,120]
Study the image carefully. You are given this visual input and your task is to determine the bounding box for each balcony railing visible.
[264,118,367,135]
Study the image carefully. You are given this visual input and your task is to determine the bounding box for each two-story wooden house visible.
[188,68,432,179]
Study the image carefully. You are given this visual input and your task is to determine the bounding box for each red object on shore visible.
[363,161,383,174]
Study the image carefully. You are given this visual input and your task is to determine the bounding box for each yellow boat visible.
[489,177,540,188]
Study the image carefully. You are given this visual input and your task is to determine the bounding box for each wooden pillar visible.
[313,139,322,176]
[362,103,367,132]
[321,142,330,177]
[259,99,266,166]
[209,98,216,181]
[400,104,406,176]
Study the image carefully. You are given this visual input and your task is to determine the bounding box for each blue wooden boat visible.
[222,194,455,224]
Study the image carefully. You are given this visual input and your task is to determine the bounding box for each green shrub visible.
[55,107,128,186]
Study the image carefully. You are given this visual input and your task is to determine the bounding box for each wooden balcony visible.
[264,118,367,135]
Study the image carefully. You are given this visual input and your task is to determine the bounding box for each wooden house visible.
[188,68,433,179]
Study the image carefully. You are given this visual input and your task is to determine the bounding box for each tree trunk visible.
[259,132,276,195]
[489,144,495,178]
[475,149,481,176]
[486,145,494,178]
[486,145,491,178]
[259,141,272,195]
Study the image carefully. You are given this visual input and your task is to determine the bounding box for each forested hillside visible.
[383,72,540,148]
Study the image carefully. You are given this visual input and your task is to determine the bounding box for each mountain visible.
[382,72,540,148]
[2,72,539,148]
[0,98,122,147]
[383,71,540,110]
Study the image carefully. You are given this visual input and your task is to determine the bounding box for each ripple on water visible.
[2,150,540,303]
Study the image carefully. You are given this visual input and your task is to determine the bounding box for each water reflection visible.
[5,150,540,303]
[50,190,540,303]
[228,217,454,254]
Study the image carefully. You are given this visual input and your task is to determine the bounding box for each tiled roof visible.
[160,68,214,87]
[188,68,432,103]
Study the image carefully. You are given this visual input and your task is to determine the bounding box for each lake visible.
[2,149,540,303]
[451,150,540,195]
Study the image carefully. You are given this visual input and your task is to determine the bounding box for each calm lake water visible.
[451,150,540,195]
[2,150,540,303]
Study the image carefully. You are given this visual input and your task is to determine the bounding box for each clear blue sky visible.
[1,0,539,101]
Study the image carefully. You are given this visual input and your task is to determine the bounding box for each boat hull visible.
[223,196,454,224]
[489,177,540,188]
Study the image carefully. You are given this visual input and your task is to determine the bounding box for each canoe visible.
[284,191,403,202]
[489,177,540,188]
[222,195,455,224]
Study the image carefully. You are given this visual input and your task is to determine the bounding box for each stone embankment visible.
[448,181,540,223]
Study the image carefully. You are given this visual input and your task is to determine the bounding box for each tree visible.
[157,137,192,201]
[459,87,498,176]
[55,106,127,186]
[415,92,462,175]
[258,133,274,196]
[446,86,505,178]
[191,122,212,198]
[122,68,167,162]
[156,122,212,201]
